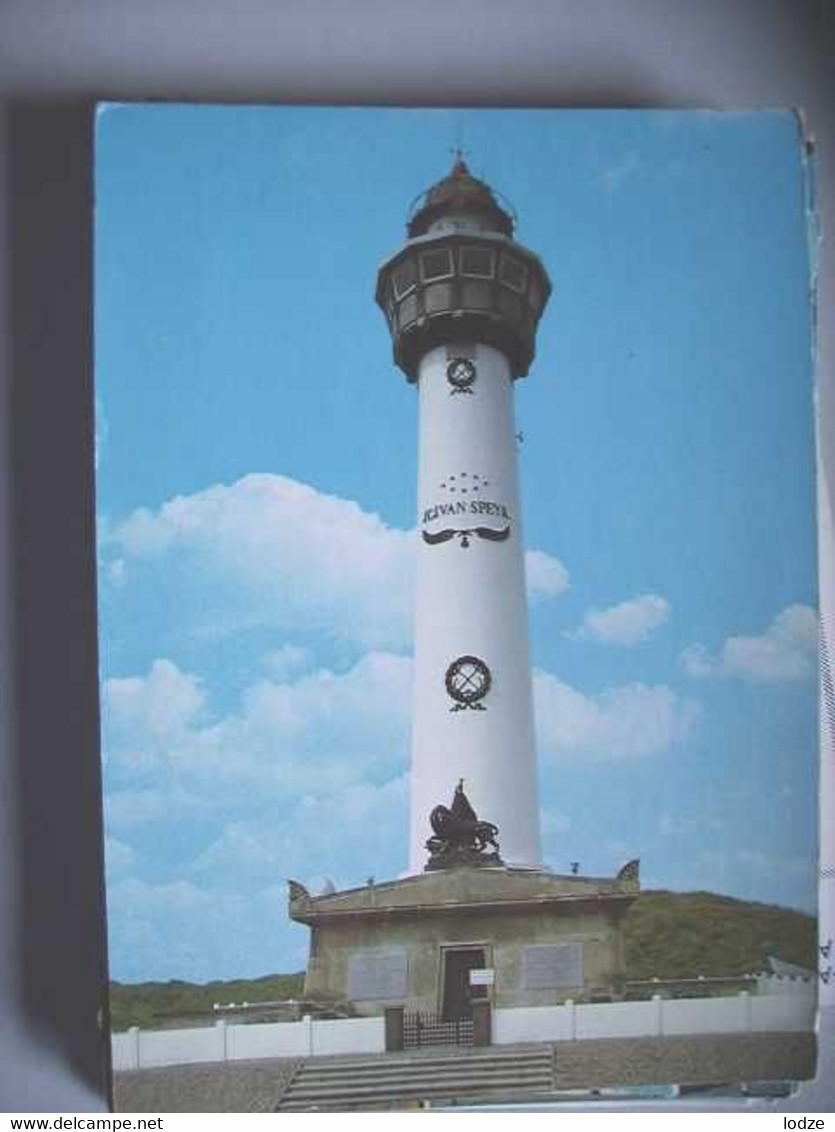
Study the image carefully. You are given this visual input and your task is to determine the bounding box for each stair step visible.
[288,1069,551,1096]
[282,1071,552,1106]
[298,1056,551,1078]
[281,1093,554,1112]
[281,1079,555,1111]
[288,1061,552,1083]
[291,1070,546,1086]
[276,1043,557,1111]
[300,1049,548,1071]
[296,1066,551,1083]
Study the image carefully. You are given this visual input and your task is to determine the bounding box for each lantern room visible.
[375,159,552,380]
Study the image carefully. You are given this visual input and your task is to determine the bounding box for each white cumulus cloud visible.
[534,669,697,761]
[103,651,412,797]
[682,604,817,683]
[112,474,416,651]
[104,777,410,981]
[101,651,699,978]
[262,644,312,680]
[525,548,570,599]
[105,787,212,829]
[105,659,206,768]
[106,875,308,982]
[103,644,697,843]
[566,593,670,646]
[189,776,409,891]
[106,474,569,652]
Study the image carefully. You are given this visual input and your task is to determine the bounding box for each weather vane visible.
[450,117,468,164]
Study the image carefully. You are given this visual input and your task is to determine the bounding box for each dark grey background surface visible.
[0,0,833,1113]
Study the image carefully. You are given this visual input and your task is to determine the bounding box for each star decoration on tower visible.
[438,473,489,495]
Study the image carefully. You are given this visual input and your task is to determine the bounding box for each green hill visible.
[108,890,817,1030]
[624,890,816,980]
[109,971,305,1032]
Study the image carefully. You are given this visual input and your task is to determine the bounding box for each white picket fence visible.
[112,990,816,1072]
[113,1013,385,1070]
[492,990,816,1045]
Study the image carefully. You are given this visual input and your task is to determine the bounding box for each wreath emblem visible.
[445,655,491,711]
[446,357,477,394]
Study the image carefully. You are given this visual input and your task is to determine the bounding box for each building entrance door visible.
[441,947,487,1021]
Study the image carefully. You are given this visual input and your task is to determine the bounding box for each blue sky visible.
[95,106,818,982]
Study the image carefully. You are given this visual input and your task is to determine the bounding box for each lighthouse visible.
[375,158,552,872]
[288,157,638,1023]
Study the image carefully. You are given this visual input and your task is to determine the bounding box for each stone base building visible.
[288,863,639,1019]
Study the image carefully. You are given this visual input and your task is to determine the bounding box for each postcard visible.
[95,106,819,1111]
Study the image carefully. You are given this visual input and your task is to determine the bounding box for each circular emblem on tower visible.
[445,655,491,711]
[446,357,477,395]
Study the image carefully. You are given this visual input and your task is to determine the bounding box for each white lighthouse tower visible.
[376,158,552,873]
[290,159,638,1020]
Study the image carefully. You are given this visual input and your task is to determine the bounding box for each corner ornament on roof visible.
[287,879,311,907]
[616,859,641,891]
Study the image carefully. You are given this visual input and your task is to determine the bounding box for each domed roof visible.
[407,157,515,238]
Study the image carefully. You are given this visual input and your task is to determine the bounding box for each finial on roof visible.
[449,146,470,177]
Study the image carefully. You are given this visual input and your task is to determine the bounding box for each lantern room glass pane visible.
[420,248,454,281]
[460,245,495,278]
[425,282,453,313]
[498,288,524,324]
[398,293,419,327]
[462,280,492,310]
[393,258,417,298]
[499,254,528,293]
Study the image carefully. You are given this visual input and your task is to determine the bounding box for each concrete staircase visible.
[276,1044,556,1111]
